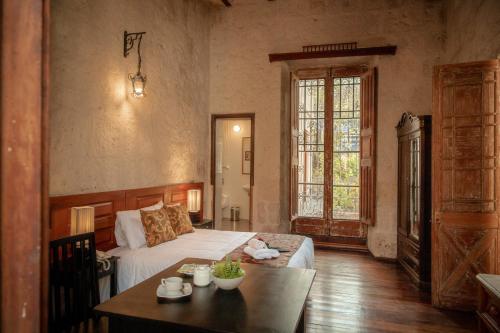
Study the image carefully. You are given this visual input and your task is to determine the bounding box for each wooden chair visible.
[49,232,100,333]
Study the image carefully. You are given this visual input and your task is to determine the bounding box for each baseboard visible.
[368,249,398,263]
[314,241,369,253]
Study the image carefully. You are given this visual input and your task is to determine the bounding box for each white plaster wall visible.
[209,0,445,257]
[50,0,213,215]
[444,0,500,63]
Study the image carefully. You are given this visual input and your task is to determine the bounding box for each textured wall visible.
[50,0,212,216]
[209,0,444,257]
[444,0,500,63]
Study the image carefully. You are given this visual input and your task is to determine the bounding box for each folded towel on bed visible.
[248,238,267,250]
[243,246,280,260]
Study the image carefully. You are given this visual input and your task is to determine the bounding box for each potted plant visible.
[212,256,245,290]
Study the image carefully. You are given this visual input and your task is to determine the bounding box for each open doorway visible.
[211,114,254,232]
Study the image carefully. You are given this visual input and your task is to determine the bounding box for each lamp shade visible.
[70,206,95,235]
[187,189,201,212]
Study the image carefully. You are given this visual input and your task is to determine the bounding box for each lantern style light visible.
[129,72,146,98]
[124,31,147,98]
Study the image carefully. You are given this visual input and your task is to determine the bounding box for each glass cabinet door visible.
[409,137,420,240]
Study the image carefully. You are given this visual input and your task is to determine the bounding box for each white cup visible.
[161,277,183,295]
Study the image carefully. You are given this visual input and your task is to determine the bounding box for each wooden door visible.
[359,68,377,226]
[290,73,299,222]
[432,60,500,310]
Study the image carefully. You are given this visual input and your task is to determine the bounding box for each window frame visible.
[290,66,376,234]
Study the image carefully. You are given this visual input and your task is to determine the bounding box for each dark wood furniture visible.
[192,218,214,230]
[49,182,204,250]
[477,274,500,332]
[49,233,100,333]
[94,258,316,333]
[432,60,500,310]
[97,256,118,298]
[396,113,432,289]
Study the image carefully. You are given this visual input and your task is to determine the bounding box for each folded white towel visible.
[248,239,267,250]
[244,246,280,260]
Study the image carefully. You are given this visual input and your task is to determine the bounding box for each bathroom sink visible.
[242,184,251,194]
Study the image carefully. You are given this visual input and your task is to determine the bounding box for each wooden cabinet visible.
[396,113,432,289]
[477,274,500,333]
[432,60,500,310]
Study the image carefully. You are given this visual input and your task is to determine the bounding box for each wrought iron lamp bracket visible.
[123,31,146,58]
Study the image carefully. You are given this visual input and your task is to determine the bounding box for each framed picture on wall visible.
[242,137,251,175]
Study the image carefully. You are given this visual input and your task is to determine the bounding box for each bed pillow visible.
[140,207,177,247]
[164,204,194,236]
[115,201,163,248]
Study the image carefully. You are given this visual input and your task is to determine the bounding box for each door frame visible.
[210,113,255,229]
[1,0,50,331]
[290,66,371,248]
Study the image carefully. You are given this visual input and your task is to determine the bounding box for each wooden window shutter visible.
[289,73,299,221]
[360,68,377,225]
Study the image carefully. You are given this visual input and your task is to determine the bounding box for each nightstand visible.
[97,256,118,298]
[192,219,214,230]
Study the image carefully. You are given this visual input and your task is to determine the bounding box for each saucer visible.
[156,283,192,303]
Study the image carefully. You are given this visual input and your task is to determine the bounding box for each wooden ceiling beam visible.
[268,45,397,62]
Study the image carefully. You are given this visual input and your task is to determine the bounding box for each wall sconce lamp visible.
[124,30,146,98]
[187,189,202,223]
[233,124,241,132]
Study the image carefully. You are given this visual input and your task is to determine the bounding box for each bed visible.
[49,183,314,302]
[98,229,314,301]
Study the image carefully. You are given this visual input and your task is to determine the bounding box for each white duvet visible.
[99,229,314,301]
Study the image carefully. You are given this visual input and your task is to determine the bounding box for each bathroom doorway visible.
[211,114,254,231]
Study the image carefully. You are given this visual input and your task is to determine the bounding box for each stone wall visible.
[50,0,212,217]
[209,0,444,257]
[444,0,500,63]
[50,0,500,259]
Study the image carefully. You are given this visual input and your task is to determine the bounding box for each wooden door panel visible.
[435,223,497,310]
[330,220,367,238]
[433,60,499,310]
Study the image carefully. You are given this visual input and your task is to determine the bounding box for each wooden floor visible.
[306,250,477,333]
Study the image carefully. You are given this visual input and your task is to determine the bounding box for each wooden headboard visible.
[49,182,204,250]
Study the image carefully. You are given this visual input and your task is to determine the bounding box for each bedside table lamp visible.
[71,206,95,235]
[187,189,201,223]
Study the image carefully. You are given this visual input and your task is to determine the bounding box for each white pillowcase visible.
[115,201,164,249]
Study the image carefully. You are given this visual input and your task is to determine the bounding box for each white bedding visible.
[99,229,314,302]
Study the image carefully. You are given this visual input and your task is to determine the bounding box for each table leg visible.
[110,261,118,297]
[108,317,119,333]
[296,308,305,333]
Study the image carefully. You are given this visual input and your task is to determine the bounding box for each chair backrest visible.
[49,232,100,333]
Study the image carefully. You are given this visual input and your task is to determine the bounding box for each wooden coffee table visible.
[94,258,316,333]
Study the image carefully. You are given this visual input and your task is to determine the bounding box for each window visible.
[298,79,325,217]
[290,67,376,232]
[332,77,360,220]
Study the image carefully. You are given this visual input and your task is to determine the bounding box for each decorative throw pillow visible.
[164,204,194,236]
[116,201,164,249]
[140,207,177,247]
